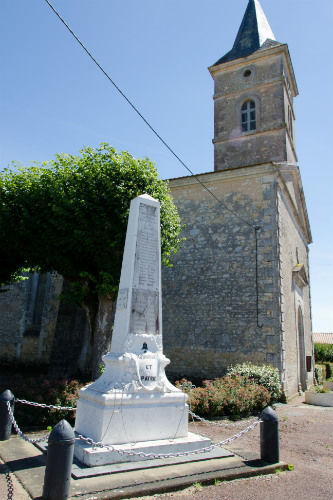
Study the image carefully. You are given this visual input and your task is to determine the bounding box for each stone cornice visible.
[292,263,309,288]
[209,43,298,97]
[168,163,276,188]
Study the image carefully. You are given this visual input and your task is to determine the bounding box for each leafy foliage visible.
[226,362,282,402]
[176,374,271,419]
[175,363,282,420]
[314,343,333,363]
[0,144,183,377]
[312,385,331,394]
[0,375,85,427]
[315,364,324,385]
[0,143,182,298]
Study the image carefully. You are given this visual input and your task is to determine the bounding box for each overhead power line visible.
[43,0,263,328]
[43,0,257,231]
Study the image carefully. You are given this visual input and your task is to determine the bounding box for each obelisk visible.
[74,194,210,466]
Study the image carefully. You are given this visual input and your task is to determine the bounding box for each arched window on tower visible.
[241,100,256,132]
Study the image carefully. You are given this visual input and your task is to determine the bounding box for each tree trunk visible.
[81,292,116,381]
[90,294,116,380]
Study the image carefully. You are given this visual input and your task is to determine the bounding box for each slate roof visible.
[213,0,283,66]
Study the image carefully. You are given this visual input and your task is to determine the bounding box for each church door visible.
[297,306,307,392]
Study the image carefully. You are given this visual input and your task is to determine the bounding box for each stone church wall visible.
[162,165,282,381]
[277,186,314,396]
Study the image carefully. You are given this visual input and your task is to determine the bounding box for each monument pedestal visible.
[74,349,211,466]
[75,432,212,467]
[75,386,189,445]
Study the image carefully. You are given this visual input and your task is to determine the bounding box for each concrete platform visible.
[73,431,214,467]
[36,439,233,477]
[0,433,287,500]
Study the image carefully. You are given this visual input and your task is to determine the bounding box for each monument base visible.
[75,385,189,445]
[75,431,212,467]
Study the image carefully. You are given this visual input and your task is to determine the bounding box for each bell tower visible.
[209,0,298,171]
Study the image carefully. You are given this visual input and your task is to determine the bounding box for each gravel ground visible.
[0,459,30,500]
[134,395,333,500]
[0,395,332,500]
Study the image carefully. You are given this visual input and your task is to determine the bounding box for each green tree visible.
[0,143,182,378]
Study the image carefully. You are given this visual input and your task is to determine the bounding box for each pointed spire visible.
[213,0,281,66]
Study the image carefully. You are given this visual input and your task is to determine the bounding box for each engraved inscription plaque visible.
[133,204,159,291]
[138,355,158,388]
[130,290,159,335]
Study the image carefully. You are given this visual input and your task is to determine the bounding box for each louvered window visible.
[241,100,256,132]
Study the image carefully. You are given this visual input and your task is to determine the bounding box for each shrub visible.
[0,375,86,428]
[176,374,271,419]
[315,364,324,385]
[314,343,333,363]
[226,362,282,402]
[312,385,330,394]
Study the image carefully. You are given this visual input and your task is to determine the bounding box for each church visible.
[162,0,314,398]
[0,0,314,398]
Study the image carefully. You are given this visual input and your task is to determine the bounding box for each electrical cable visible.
[43,0,256,230]
[43,0,263,327]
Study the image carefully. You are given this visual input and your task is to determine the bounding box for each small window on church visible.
[241,100,256,132]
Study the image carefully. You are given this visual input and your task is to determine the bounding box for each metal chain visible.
[75,434,104,448]
[8,389,262,458]
[6,402,50,443]
[189,409,259,427]
[75,418,261,459]
[5,471,13,500]
[15,398,76,411]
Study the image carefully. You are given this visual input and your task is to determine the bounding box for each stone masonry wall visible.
[0,273,63,368]
[48,287,92,379]
[0,279,29,362]
[162,165,282,381]
[277,179,313,396]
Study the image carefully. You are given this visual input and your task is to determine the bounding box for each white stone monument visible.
[75,194,211,466]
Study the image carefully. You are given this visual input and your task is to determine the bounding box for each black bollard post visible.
[0,390,15,441]
[260,406,279,463]
[43,419,75,500]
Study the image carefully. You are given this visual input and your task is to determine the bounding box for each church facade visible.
[162,0,314,397]
[0,0,314,397]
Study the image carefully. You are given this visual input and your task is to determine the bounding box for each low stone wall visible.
[305,391,333,407]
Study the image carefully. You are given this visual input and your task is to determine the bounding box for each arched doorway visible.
[297,306,307,392]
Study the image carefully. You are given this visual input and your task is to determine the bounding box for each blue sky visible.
[1,0,332,331]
